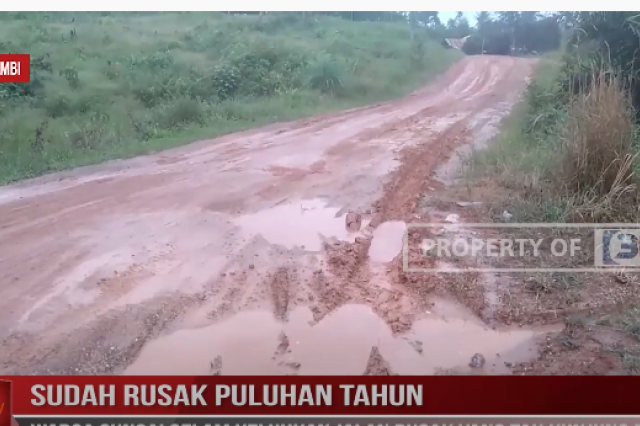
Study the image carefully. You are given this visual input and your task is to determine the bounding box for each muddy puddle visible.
[233,199,370,252]
[124,299,559,375]
[368,221,406,263]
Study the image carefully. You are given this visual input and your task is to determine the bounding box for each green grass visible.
[0,12,461,183]
[466,57,561,187]
[463,57,569,222]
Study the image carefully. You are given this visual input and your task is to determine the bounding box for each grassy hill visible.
[0,12,461,183]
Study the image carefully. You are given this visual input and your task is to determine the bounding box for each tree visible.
[475,11,491,31]
[497,11,520,51]
[520,11,540,23]
[414,11,440,27]
[444,11,471,38]
[465,10,560,56]
[554,11,580,29]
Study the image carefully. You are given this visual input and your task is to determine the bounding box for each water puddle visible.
[389,299,558,374]
[368,221,407,262]
[124,300,560,375]
[233,199,368,251]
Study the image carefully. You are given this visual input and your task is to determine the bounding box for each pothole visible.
[368,221,407,262]
[233,199,370,251]
[124,301,560,375]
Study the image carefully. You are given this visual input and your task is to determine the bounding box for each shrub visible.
[561,13,640,119]
[59,66,80,89]
[306,55,345,95]
[156,98,206,129]
[43,94,74,118]
[228,45,308,97]
[132,81,173,108]
[211,64,240,100]
[523,76,566,137]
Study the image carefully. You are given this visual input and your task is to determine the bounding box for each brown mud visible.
[0,56,542,375]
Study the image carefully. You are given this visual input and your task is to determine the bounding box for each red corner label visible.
[0,380,12,426]
[0,380,10,426]
[0,54,30,83]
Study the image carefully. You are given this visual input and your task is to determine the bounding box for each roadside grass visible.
[465,58,565,222]
[468,55,640,224]
[462,55,640,373]
[0,12,461,184]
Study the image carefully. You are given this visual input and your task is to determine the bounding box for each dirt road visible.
[0,56,538,375]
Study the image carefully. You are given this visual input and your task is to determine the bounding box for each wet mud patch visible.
[307,269,351,323]
[325,237,372,282]
[363,346,396,375]
[123,299,552,375]
[269,267,292,321]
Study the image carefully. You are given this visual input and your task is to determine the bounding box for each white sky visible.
[439,11,478,24]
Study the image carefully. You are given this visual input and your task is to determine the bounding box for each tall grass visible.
[559,71,639,222]
[561,72,636,196]
[0,12,461,183]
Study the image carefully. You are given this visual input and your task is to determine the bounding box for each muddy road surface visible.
[0,56,539,375]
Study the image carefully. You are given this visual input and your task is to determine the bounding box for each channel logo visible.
[595,228,640,267]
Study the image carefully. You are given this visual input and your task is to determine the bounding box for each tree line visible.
[228,11,564,56]
[410,11,562,55]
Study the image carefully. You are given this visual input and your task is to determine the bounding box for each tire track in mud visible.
[321,107,491,333]
[0,56,537,375]
[316,57,533,335]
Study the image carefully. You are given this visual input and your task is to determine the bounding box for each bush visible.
[227,44,308,97]
[132,81,173,108]
[156,98,206,129]
[306,55,345,95]
[523,72,566,137]
[563,13,640,119]
[211,64,240,100]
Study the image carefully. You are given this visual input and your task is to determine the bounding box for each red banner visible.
[0,54,30,83]
[1,376,638,416]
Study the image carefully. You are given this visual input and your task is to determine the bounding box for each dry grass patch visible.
[557,72,639,222]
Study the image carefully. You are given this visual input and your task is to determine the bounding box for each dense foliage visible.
[562,12,640,115]
[526,12,640,135]
[462,12,561,55]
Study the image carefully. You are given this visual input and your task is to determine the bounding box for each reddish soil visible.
[0,56,538,375]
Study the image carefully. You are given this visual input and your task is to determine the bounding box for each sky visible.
[439,11,478,25]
